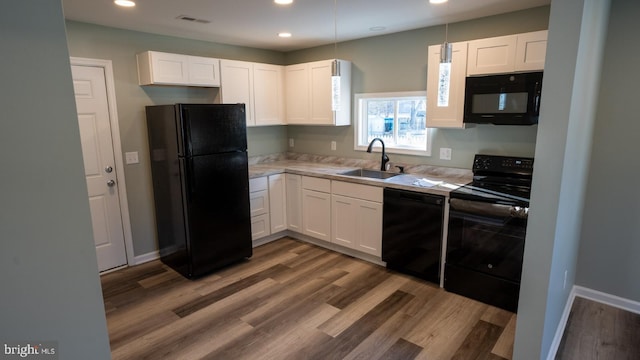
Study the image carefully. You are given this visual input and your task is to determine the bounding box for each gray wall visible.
[0,1,110,358]
[513,0,611,358]
[284,6,549,169]
[577,0,640,301]
[65,21,289,256]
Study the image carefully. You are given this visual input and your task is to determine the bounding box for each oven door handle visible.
[449,198,528,219]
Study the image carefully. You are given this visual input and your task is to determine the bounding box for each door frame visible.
[71,57,135,268]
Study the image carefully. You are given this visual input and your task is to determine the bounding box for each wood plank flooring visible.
[101,237,516,360]
[555,296,640,360]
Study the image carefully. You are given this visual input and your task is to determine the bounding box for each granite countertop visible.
[248,160,471,196]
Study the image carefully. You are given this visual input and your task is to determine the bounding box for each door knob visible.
[107,180,116,187]
[105,166,113,173]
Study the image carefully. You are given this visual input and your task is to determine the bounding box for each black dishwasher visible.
[382,188,444,284]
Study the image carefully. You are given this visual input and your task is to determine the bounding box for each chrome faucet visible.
[366,138,389,171]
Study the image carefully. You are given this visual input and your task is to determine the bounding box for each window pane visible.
[366,100,395,143]
[396,99,426,149]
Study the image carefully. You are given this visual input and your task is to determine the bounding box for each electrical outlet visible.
[289,138,294,147]
[439,148,452,160]
[125,151,139,164]
[331,141,336,151]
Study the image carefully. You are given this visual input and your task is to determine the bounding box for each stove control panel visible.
[473,154,534,174]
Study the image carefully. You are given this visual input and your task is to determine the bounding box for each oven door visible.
[444,198,527,312]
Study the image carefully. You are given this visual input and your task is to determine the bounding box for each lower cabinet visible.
[268,174,287,233]
[331,181,383,257]
[285,174,303,232]
[301,176,331,242]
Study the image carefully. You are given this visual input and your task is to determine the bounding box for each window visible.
[354,91,430,156]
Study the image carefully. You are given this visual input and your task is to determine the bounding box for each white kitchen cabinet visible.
[249,177,270,241]
[285,174,303,232]
[515,30,548,71]
[426,42,468,129]
[268,174,287,234]
[467,31,547,75]
[284,59,351,126]
[301,176,331,242]
[331,181,382,257]
[220,59,285,127]
[137,51,220,87]
[467,35,518,76]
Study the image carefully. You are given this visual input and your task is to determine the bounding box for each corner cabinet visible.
[220,59,285,127]
[285,174,303,232]
[426,42,468,129]
[136,51,220,87]
[285,59,351,126]
[268,174,287,234]
[467,30,547,75]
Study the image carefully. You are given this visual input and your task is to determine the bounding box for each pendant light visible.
[331,0,341,111]
[437,2,452,107]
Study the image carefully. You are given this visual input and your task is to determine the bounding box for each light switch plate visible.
[331,141,336,151]
[439,148,452,161]
[289,138,294,148]
[125,151,139,164]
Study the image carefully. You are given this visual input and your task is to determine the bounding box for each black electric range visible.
[445,154,534,313]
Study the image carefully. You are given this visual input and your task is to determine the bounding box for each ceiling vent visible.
[176,15,211,24]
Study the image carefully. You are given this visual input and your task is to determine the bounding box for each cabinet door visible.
[515,30,548,72]
[284,63,309,124]
[331,194,357,249]
[286,174,302,232]
[302,189,331,242]
[254,63,285,126]
[426,42,468,128]
[220,60,255,126]
[467,35,517,75]
[356,199,382,257]
[268,174,287,233]
[141,51,189,85]
[308,60,333,125]
[187,56,220,87]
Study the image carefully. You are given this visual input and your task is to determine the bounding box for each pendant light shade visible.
[331,59,341,111]
[437,25,453,107]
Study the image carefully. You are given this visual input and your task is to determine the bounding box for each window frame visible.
[353,91,432,156]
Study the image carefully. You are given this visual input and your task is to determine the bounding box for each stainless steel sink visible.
[339,169,400,179]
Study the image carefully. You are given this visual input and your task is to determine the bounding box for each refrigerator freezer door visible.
[179,104,248,157]
[183,151,252,277]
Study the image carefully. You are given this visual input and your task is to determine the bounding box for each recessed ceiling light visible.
[278,32,292,38]
[114,0,136,7]
[369,26,386,32]
[429,0,448,4]
[274,0,293,5]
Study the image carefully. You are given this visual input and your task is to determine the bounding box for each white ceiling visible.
[62,0,550,52]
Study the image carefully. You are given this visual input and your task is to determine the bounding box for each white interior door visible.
[71,64,127,272]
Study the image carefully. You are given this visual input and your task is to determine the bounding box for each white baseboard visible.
[573,285,640,315]
[133,250,160,265]
[546,285,640,360]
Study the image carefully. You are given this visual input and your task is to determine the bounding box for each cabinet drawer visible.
[249,189,269,217]
[251,213,270,241]
[331,181,382,203]
[249,176,268,192]
[302,176,331,193]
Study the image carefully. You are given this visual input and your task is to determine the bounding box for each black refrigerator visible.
[146,104,252,279]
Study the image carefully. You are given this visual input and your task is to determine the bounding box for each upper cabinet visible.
[220,59,285,127]
[426,42,468,129]
[137,51,220,87]
[467,30,547,75]
[285,59,351,126]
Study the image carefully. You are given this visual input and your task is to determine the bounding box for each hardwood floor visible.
[555,296,640,360]
[101,237,516,360]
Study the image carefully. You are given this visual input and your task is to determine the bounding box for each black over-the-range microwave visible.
[463,71,543,125]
